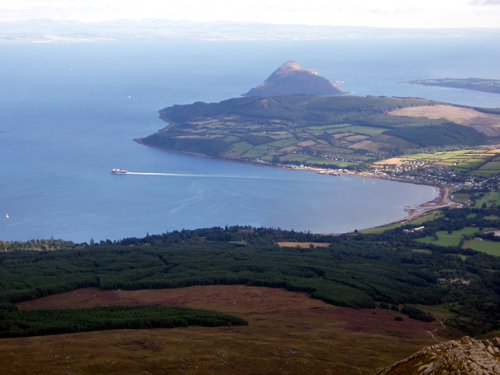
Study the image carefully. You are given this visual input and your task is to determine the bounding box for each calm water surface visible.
[1,38,499,242]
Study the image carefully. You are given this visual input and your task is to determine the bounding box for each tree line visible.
[0,304,247,338]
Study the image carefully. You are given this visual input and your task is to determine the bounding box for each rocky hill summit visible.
[375,336,500,375]
[242,61,343,97]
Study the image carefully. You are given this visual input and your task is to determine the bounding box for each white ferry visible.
[111,168,128,175]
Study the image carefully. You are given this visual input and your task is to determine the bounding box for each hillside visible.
[137,95,490,169]
[243,61,343,96]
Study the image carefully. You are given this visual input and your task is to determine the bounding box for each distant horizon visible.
[1,18,500,44]
[3,17,500,30]
[3,0,500,29]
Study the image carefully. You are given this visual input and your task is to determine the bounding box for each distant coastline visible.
[3,20,500,44]
[399,78,500,95]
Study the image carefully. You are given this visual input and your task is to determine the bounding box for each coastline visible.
[397,81,500,96]
[135,136,453,233]
[358,185,458,232]
[393,185,451,223]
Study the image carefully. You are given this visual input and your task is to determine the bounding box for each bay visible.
[1,38,498,243]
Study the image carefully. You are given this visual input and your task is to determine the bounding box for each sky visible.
[1,0,500,28]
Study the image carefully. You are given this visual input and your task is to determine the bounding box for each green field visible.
[306,158,353,166]
[320,125,387,136]
[467,240,500,256]
[230,141,254,155]
[359,222,405,234]
[485,215,500,221]
[471,168,500,177]
[360,212,444,235]
[280,154,311,163]
[417,227,481,247]
[410,212,445,226]
[241,149,267,158]
[268,138,296,148]
[473,191,500,208]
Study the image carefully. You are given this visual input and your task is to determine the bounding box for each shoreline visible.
[368,185,454,230]
[135,133,454,233]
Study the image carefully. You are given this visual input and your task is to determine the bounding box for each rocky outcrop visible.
[375,336,500,375]
[242,61,343,97]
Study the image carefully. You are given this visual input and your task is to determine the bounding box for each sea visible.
[1,37,499,243]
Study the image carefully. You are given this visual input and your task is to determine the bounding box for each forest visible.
[0,305,247,338]
[1,204,500,338]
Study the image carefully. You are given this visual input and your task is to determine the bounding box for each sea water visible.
[1,38,499,242]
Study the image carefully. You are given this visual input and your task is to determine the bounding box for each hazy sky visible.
[2,0,500,28]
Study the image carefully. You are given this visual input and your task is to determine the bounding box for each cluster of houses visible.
[403,226,425,234]
[382,163,499,190]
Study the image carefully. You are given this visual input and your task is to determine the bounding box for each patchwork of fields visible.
[140,96,494,169]
[222,120,390,166]
[376,147,500,176]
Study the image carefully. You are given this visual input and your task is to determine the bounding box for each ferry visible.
[111,168,128,175]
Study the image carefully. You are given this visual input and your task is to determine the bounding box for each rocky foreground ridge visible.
[375,336,500,375]
[243,61,343,96]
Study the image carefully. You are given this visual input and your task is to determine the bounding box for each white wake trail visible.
[124,172,262,179]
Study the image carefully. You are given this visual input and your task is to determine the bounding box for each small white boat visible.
[111,168,128,175]
[6,214,9,219]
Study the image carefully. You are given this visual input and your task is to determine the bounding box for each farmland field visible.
[416,227,481,247]
[473,191,500,208]
[466,240,500,256]
[416,235,462,247]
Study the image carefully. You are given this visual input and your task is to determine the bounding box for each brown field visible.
[388,105,500,136]
[349,140,383,153]
[297,140,317,147]
[481,161,500,169]
[374,158,410,165]
[280,145,299,152]
[344,135,369,142]
[3,285,450,375]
